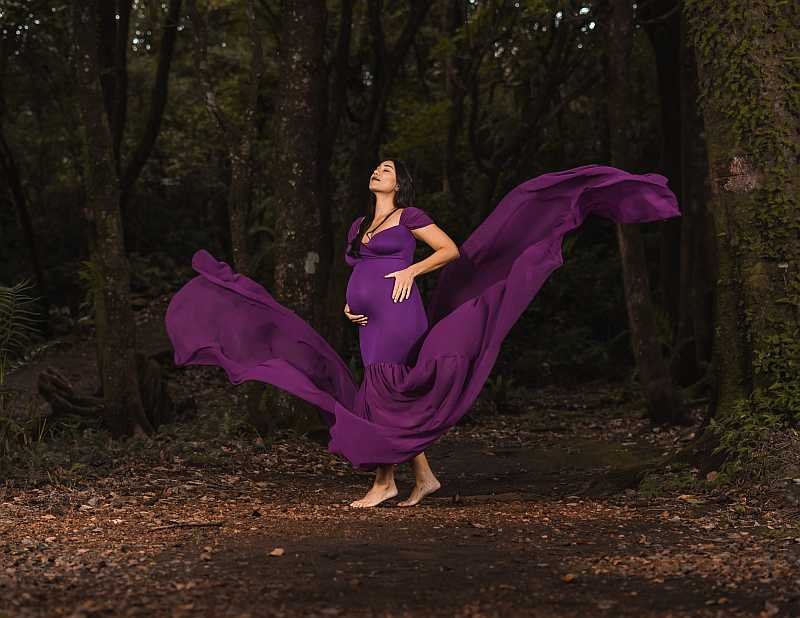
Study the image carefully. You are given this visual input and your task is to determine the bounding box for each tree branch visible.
[121,0,183,193]
[186,0,238,140]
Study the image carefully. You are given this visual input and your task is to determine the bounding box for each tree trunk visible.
[96,0,182,251]
[674,8,714,387]
[442,1,467,212]
[683,0,800,444]
[317,0,354,352]
[640,0,684,364]
[119,0,183,207]
[606,0,686,424]
[263,0,328,435]
[72,1,152,437]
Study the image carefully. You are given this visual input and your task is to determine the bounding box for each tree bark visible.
[683,0,800,436]
[673,7,714,387]
[442,1,468,212]
[640,0,683,352]
[258,0,328,435]
[119,0,183,207]
[318,0,354,350]
[606,0,686,424]
[72,0,152,437]
[96,0,182,236]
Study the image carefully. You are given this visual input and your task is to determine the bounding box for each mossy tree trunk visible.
[606,0,687,425]
[683,0,800,463]
[72,1,153,437]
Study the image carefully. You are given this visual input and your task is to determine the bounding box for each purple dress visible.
[165,164,681,471]
[344,206,432,366]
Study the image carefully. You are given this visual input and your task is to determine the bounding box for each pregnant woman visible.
[165,159,681,508]
[342,159,460,507]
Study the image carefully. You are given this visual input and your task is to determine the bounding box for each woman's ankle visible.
[373,476,395,488]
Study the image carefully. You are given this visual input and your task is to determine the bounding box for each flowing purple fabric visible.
[165,164,681,471]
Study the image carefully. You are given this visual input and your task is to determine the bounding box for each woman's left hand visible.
[384,268,416,303]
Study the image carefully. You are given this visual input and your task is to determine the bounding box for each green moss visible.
[683,0,800,472]
[638,462,702,499]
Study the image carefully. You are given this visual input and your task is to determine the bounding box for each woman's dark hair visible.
[346,158,416,259]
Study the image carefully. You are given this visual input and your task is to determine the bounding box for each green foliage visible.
[0,403,49,462]
[502,224,642,385]
[0,279,43,386]
[0,391,260,483]
[128,251,186,296]
[0,279,60,468]
[476,373,528,415]
[708,322,800,479]
[638,462,702,499]
[384,98,451,165]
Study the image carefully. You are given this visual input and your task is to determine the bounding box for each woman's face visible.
[369,160,398,194]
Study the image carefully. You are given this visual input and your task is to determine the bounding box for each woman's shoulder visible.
[346,215,365,242]
[402,206,435,230]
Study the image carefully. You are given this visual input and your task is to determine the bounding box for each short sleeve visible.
[402,206,435,230]
[347,216,365,243]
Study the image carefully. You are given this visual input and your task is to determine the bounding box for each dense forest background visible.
[1,1,799,615]
[1,0,669,382]
[1,0,798,484]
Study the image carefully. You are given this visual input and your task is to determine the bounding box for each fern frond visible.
[0,278,44,381]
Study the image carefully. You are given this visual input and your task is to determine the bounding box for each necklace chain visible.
[365,207,400,239]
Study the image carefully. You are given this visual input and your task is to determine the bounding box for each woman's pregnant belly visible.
[346,259,429,365]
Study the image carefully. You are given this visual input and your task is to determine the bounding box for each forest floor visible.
[1,298,799,617]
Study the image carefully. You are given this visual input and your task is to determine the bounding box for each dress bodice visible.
[344,206,435,267]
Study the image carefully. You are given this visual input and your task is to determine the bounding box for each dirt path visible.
[1,305,799,617]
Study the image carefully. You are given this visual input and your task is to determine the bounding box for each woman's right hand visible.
[344,303,368,327]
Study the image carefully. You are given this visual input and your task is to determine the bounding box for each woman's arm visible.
[407,225,460,278]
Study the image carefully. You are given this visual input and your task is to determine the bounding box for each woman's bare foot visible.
[349,481,398,508]
[397,477,441,507]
